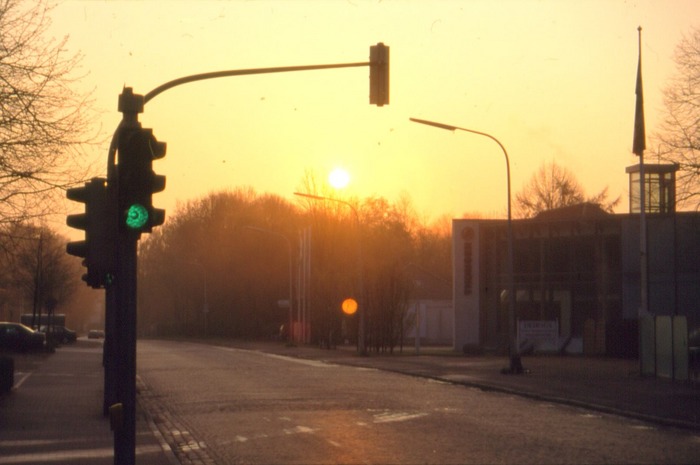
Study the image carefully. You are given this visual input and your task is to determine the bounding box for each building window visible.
[627,164,678,214]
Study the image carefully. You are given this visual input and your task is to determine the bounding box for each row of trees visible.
[0,223,97,330]
[138,187,451,352]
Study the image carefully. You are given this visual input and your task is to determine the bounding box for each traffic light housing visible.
[369,42,390,107]
[66,177,116,288]
[117,127,166,235]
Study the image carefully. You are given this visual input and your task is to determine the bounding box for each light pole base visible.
[501,354,526,375]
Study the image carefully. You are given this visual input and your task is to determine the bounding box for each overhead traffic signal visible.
[66,177,116,288]
[369,42,390,107]
[117,127,166,236]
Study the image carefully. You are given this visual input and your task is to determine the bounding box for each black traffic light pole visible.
[111,223,138,464]
[99,44,389,465]
[108,94,143,465]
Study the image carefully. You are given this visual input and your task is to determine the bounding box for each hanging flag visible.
[633,27,646,157]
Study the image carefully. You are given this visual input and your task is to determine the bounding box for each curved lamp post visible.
[410,117,522,373]
[294,192,366,355]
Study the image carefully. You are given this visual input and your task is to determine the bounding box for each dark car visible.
[0,322,45,352]
[40,325,77,345]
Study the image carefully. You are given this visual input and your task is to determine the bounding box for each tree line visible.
[137,188,451,352]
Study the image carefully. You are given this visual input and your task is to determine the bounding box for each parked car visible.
[0,322,45,352]
[40,326,77,344]
[88,329,105,339]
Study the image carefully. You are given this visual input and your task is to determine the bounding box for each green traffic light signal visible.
[117,127,167,235]
[125,203,149,230]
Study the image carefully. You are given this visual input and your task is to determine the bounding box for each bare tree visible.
[515,161,620,218]
[0,223,78,322]
[0,0,97,223]
[655,27,700,209]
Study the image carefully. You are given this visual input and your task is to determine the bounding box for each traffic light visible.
[369,42,390,106]
[66,177,116,288]
[117,127,166,235]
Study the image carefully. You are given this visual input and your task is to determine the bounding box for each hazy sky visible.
[51,0,699,230]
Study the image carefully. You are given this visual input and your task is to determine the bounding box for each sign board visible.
[518,320,559,352]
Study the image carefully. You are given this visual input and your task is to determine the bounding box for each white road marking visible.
[260,353,336,368]
[283,425,316,435]
[13,372,32,389]
[212,346,337,368]
[373,412,428,424]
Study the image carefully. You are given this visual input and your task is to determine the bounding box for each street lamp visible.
[243,226,294,345]
[409,117,523,374]
[294,192,366,355]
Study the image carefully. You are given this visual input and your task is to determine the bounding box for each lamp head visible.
[409,117,457,132]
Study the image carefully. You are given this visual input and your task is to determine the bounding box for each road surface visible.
[137,340,700,464]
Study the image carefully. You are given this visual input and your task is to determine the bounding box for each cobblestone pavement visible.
[137,375,217,465]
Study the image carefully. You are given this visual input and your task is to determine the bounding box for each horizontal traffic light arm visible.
[144,62,368,104]
[112,44,389,181]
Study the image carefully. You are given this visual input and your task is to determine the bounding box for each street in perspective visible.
[139,339,700,464]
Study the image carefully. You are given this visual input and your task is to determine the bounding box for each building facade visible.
[452,164,700,358]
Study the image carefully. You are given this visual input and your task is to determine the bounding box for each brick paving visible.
[137,375,217,465]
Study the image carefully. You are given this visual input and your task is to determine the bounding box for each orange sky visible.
[50,0,699,234]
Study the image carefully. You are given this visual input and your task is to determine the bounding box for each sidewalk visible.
[0,339,177,465]
[220,339,700,431]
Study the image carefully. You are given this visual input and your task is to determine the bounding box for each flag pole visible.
[634,26,650,374]
[636,26,648,318]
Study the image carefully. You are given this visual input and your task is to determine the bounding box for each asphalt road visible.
[137,340,700,464]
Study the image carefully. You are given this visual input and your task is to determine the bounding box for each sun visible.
[328,167,350,189]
